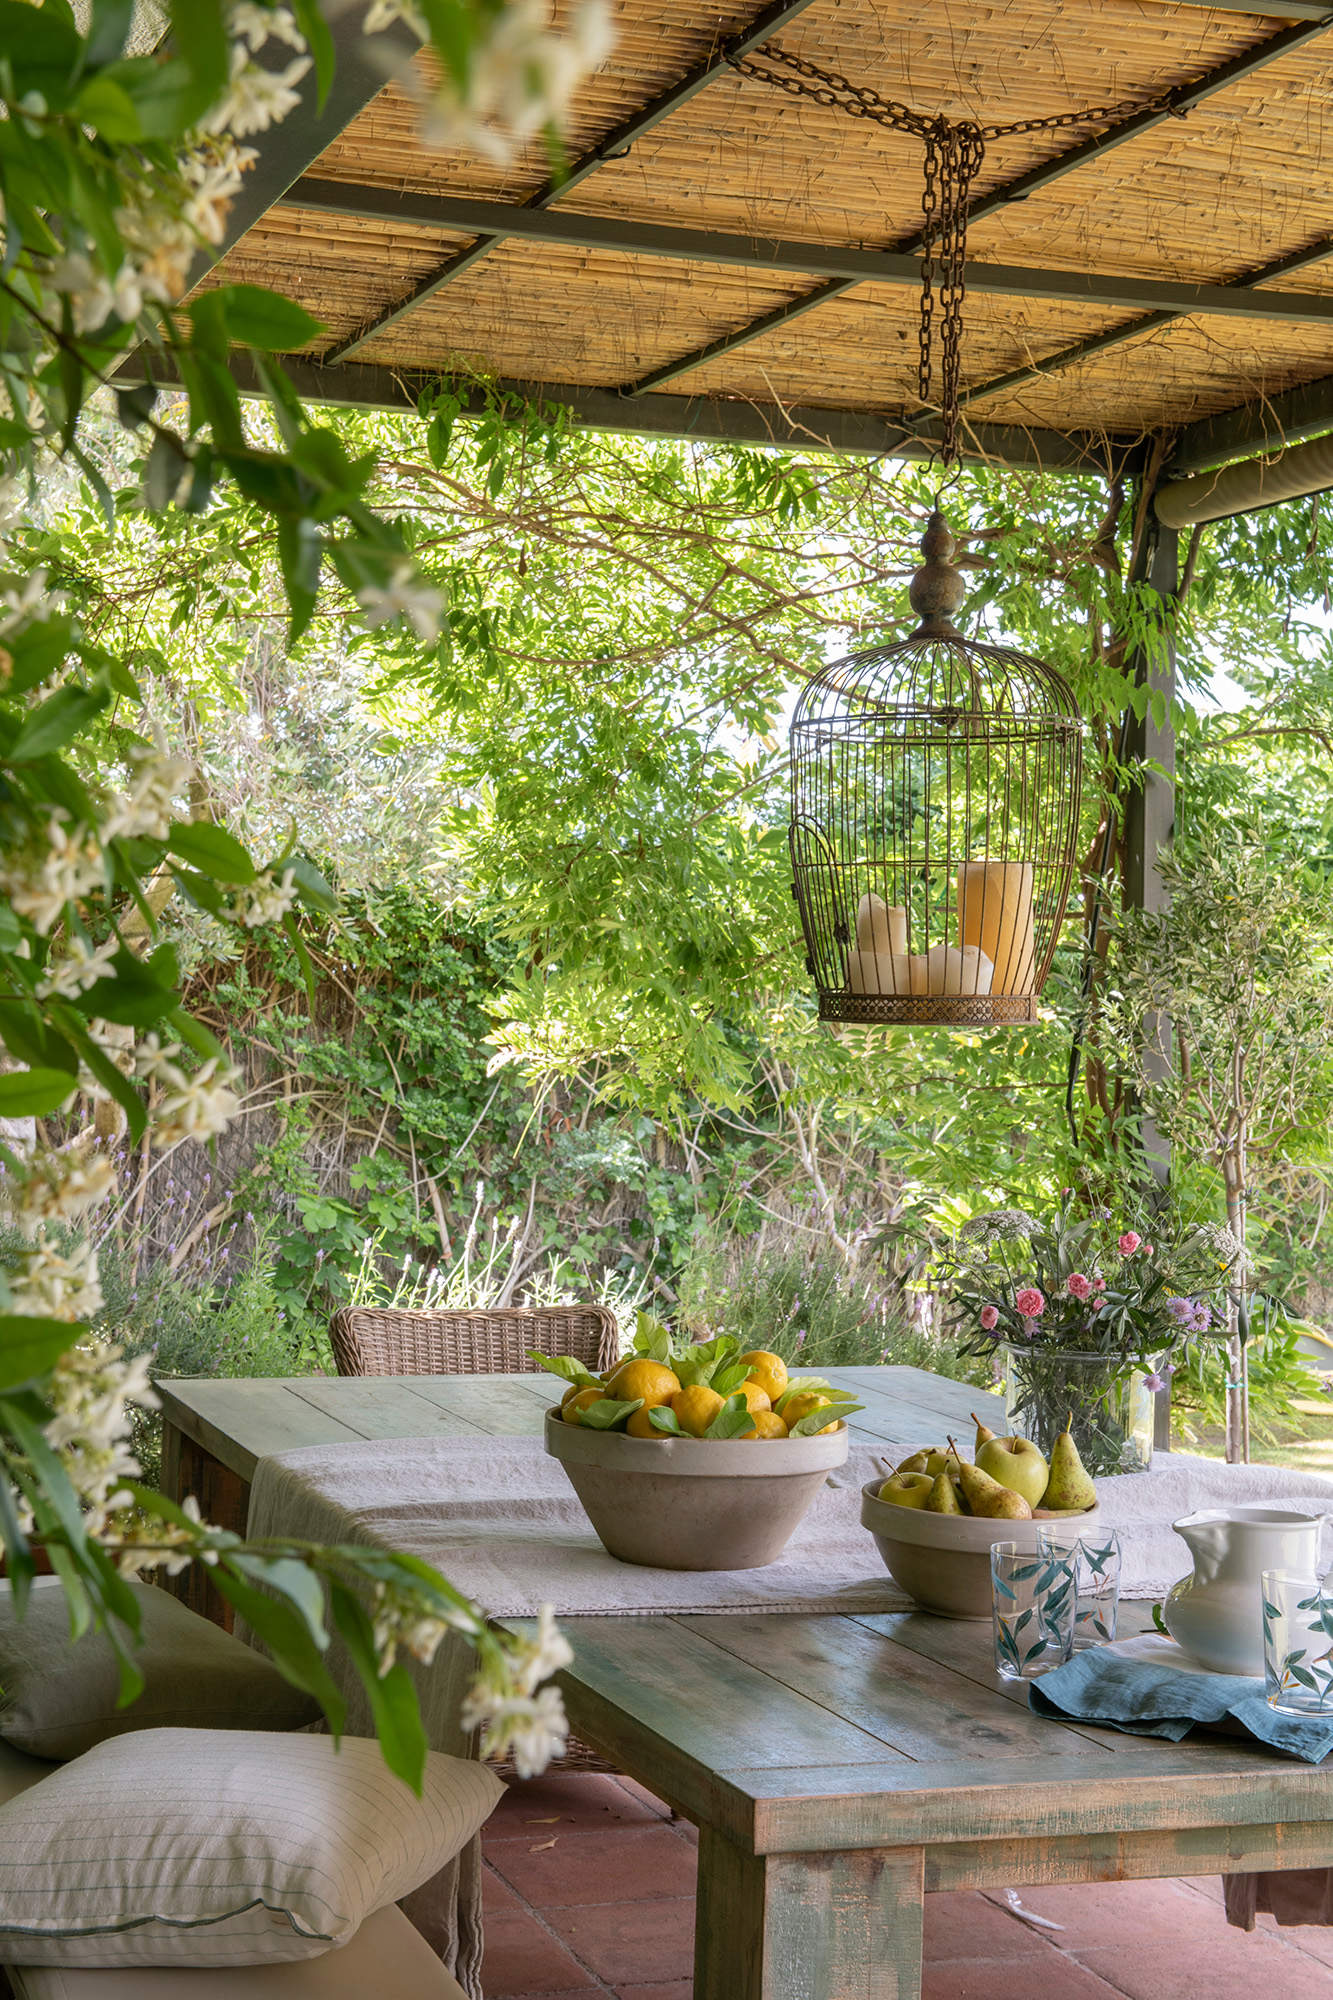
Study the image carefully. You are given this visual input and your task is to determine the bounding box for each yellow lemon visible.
[670,1384,725,1437]
[743,1410,789,1439]
[605,1358,681,1409]
[738,1350,788,1404]
[778,1392,842,1436]
[626,1407,668,1440]
[723,1379,771,1415]
[561,1381,592,1410]
[561,1386,608,1425]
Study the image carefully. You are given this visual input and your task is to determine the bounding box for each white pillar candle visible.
[957,861,1036,995]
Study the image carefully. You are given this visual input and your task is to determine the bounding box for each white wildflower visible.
[229,3,306,52]
[357,560,444,643]
[36,935,119,1000]
[133,1032,188,1091]
[43,1342,158,1534]
[227,867,297,929]
[179,139,256,245]
[203,49,312,138]
[8,1232,103,1321]
[151,1055,242,1146]
[370,1578,477,1674]
[0,813,105,935]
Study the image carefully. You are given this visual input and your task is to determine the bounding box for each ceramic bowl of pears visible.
[861,1413,1100,1619]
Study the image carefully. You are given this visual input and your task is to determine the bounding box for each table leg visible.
[159,1418,249,1629]
[694,1827,924,2000]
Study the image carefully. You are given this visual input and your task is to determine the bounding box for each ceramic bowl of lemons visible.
[544,1410,848,1571]
[861,1481,1099,1619]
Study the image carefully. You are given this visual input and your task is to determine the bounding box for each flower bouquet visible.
[947,1197,1238,1475]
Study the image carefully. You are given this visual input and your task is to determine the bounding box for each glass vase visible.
[1001,1344,1153,1477]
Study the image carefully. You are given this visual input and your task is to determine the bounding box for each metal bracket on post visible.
[1123,501,1179,1450]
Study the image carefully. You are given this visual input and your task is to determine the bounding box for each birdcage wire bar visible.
[789,623,1083,1029]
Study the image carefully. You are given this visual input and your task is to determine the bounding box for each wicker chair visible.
[328,1304,620,1380]
[326,1300,623,1784]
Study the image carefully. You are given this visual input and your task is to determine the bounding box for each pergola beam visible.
[1169,369,1333,474]
[627,13,1333,398]
[291,179,1333,327]
[959,232,1333,410]
[322,0,823,365]
[124,347,1142,475]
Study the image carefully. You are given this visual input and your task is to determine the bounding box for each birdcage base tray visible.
[822,993,1038,1028]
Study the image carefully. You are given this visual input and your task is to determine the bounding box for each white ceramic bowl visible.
[545,1409,848,1569]
[861,1480,1099,1619]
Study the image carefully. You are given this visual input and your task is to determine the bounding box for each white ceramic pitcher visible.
[1164,1505,1325,1675]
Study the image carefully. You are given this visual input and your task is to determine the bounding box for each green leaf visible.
[0,1068,74,1116]
[703,1394,757,1440]
[330,1584,427,1793]
[789,1401,860,1437]
[646,1405,684,1435]
[0,1475,34,1614]
[73,73,142,140]
[527,1352,601,1390]
[217,285,323,352]
[210,1564,347,1729]
[0,1315,79,1393]
[168,821,256,885]
[576,1396,642,1431]
[229,1552,329,1646]
[8,687,108,762]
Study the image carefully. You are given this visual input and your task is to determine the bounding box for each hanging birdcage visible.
[789,512,1083,1028]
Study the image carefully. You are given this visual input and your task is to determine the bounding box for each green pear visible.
[924,1470,962,1514]
[878,1470,934,1509]
[971,1411,997,1451]
[955,1455,1034,1520]
[975,1433,1049,1509]
[894,1448,933,1475]
[1041,1415,1097,1513]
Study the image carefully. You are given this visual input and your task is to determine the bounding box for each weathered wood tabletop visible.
[157,1366,1333,2000]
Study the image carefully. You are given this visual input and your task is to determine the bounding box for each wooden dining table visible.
[156,1365,1333,2000]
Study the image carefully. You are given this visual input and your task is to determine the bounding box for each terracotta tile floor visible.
[481,1773,1333,1999]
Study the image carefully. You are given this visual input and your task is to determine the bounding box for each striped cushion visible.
[0,1728,501,1968]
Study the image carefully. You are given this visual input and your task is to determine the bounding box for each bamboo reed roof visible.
[201,0,1333,477]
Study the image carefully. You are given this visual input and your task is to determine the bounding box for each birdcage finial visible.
[908,509,967,637]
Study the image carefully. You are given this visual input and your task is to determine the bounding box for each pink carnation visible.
[1065,1272,1093,1301]
[1144,1242,1155,1256]
[979,1304,999,1331]
[1014,1287,1045,1318]
[1118,1231,1142,1255]
[1092,1275,1106,1291]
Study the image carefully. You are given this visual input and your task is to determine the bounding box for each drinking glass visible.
[991,1540,1076,1681]
[1037,1525,1123,1650]
[1262,1569,1333,1716]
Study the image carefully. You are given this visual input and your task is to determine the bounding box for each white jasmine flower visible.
[0,813,105,934]
[152,1055,242,1146]
[357,560,443,643]
[419,0,612,164]
[179,141,255,245]
[515,1603,573,1693]
[364,0,426,31]
[101,730,192,842]
[203,50,312,138]
[36,935,119,1000]
[461,1681,569,1778]
[229,3,306,52]
[227,867,297,929]
[9,1233,103,1321]
[6,1149,116,1229]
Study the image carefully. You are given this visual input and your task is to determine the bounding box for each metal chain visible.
[728,45,1176,469]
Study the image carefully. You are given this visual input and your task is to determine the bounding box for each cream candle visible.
[957,861,1035,995]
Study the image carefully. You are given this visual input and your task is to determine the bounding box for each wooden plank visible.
[928,1818,1333,1893]
[676,1614,1110,1766]
[285,1376,491,1438]
[154,1377,361,1480]
[406,1373,550,1434]
[694,1828,924,2000]
[158,1423,249,1629]
[733,1745,1333,1853]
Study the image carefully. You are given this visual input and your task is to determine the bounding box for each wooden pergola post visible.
[1123,496,1179,1449]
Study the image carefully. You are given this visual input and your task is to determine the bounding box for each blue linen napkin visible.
[1029,1644,1333,1762]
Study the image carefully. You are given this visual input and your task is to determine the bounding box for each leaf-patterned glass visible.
[1037,1526,1122,1650]
[991,1540,1076,1682]
[1262,1568,1333,1716]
